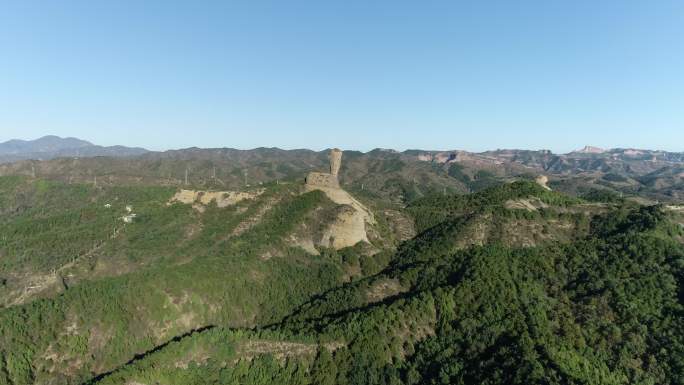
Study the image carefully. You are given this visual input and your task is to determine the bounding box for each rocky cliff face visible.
[304,184,375,249]
[575,145,606,154]
[304,149,375,250]
[304,172,339,189]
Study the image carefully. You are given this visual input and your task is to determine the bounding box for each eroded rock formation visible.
[330,148,342,176]
[304,149,375,250]
[535,175,551,190]
[304,172,339,189]
[305,148,343,189]
[169,189,264,210]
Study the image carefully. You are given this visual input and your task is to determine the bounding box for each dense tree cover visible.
[448,164,501,192]
[2,178,683,384]
[0,176,180,272]
[0,181,356,384]
[407,181,582,233]
[86,188,684,384]
[581,188,626,204]
[0,249,343,385]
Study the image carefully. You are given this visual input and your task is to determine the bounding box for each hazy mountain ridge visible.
[0,135,149,163]
[417,147,684,168]
[409,147,684,201]
[0,137,682,203]
[0,136,92,154]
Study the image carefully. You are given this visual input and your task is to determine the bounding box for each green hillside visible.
[89,191,684,385]
[1,178,683,385]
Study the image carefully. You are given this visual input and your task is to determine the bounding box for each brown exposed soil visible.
[169,188,265,210]
[366,278,406,303]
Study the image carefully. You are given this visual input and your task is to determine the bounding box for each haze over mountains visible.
[0,135,149,163]
[3,135,682,163]
[1,135,682,202]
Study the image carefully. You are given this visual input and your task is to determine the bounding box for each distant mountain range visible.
[0,136,682,202]
[0,135,149,163]
[417,147,684,172]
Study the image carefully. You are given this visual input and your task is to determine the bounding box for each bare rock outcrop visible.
[535,175,551,190]
[576,145,606,154]
[330,148,342,176]
[304,172,339,189]
[304,148,343,189]
[169,189,264,210]
[303,149,375,250]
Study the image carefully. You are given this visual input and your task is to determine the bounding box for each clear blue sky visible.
[1,1,682,153]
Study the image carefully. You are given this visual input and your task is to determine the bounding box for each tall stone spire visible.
[305,148,343,189]
[330,148,342,177]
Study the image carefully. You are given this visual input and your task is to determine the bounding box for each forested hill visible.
[1,177,683,384]
[91,185,684,385]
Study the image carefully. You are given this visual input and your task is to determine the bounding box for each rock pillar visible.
[330,149,342,177]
